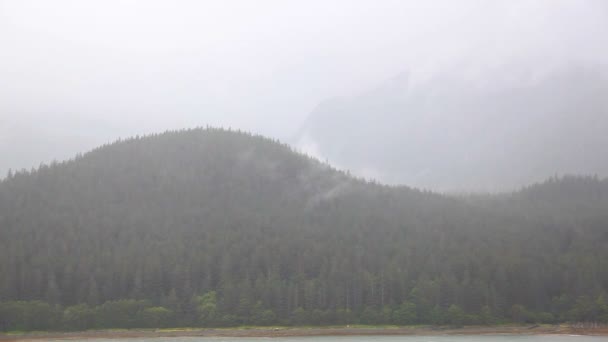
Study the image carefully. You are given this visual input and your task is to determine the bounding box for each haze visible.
[2,0,607,190]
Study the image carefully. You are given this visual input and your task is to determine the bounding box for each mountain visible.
[0,128,607,330]
[296,65,608,191]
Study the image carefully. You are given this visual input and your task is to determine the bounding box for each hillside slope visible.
[0,128,607,329]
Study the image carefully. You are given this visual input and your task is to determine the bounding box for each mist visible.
[1,0,607,190]
[4,0,608,332]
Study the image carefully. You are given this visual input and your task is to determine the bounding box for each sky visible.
[1,0,607,178]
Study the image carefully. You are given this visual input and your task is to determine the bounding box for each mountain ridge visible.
[1,127,607,330]
[296,64,608,191]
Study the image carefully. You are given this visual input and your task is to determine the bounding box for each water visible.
[52,336,608,342]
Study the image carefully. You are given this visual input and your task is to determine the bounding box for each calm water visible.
[51,336,608,342]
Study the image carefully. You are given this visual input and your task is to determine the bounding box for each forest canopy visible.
[1,128,607,330]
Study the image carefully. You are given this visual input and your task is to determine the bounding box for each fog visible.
[1,0,607,189]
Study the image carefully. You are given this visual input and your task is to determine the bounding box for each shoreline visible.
[2,325,608,341]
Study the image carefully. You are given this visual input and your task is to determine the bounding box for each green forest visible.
[1,128,607,331]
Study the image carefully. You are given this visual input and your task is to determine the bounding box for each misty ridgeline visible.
[0,128,607,330]
[1,0,608,334]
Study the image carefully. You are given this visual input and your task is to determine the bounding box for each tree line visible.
[1,128,607,330]
[2,292,608,331]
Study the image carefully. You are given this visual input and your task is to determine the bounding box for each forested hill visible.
[1,128,607,330]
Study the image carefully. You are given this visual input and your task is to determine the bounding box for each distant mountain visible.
[0,128,607,330]
[296,65,608,191]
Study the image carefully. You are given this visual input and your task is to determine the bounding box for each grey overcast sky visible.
[1,0,607,177]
